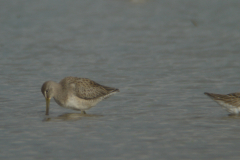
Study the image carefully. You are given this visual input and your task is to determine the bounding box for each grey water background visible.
[1,0,240,159]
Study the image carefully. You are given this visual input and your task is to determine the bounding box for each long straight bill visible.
[45,98,50,115]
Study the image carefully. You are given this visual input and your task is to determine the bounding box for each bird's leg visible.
[81,110,86,114]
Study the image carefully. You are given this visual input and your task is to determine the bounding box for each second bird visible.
[204,92,240,114]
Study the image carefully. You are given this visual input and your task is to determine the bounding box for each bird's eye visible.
[46,90,49,93]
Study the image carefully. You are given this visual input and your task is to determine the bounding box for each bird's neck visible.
[51,82,66,102]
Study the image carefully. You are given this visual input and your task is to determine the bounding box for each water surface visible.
[1,0,240,159]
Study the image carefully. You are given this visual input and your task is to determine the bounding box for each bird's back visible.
[60,77,119,100]
[204,92,240,114]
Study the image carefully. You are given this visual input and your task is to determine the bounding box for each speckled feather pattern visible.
[204,92,240,114]
[59,77,119,100]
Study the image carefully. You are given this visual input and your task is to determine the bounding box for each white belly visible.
[216,100,240,114]
[65,96,100,111]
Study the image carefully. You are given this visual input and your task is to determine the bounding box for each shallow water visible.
[1,0,240,159]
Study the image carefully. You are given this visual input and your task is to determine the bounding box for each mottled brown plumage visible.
[204,92,240,114]
[41,77,119,115]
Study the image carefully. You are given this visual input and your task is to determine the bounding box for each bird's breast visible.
[65,96,82,109]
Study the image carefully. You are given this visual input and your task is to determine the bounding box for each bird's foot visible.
[81,111,86,114]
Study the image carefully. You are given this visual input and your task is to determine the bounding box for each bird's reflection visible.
[227,114,240,119]
[43,113,103,121]
[220,114,240,120]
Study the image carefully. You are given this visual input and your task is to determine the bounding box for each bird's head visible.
[41,81,56,115]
